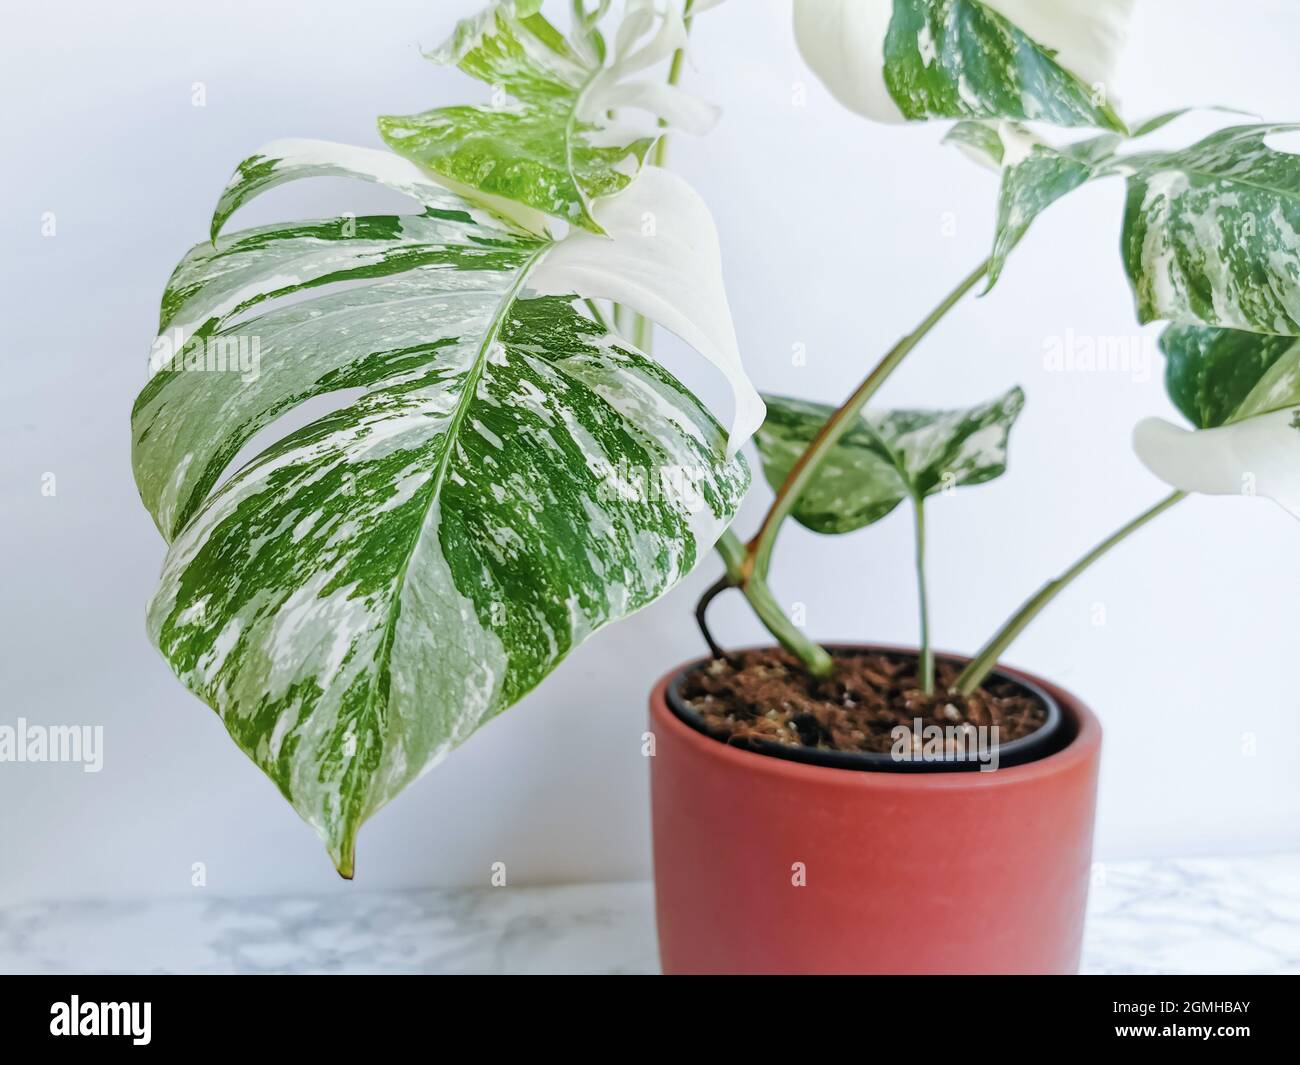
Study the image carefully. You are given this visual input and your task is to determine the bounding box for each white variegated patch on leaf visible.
[754,386,1024,534]
[942,118,1045,172]
[793,0,1132,131]
[378,0,715,233]
[132,139,752,874]
[1134,411,1300,520]
[1123,124,1300,335]
[531,165,764,452]
[1135,323,1300,521]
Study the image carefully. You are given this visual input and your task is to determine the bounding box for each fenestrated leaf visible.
[793,0,1131,130]
[378,0,715,233]
[1123,124,1300,335]
[132,139,751,875]
[754,387,1025,534]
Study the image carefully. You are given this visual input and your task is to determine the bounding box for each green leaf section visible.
[753,386,1024,535]
[132,142,747,875]
[982,131,1120,290]
[1123,124,1300,335]
[378,2,652,233]
[1160,324,1300,428]
[883,0,1125,131]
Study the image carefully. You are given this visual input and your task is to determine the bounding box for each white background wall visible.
[3,0,1299,905]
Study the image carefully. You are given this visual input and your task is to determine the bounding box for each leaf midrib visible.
[351,242,550,821]
[565,67,607,228]
[856,417,918,501]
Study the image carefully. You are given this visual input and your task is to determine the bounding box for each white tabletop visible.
[3,853,1297,974]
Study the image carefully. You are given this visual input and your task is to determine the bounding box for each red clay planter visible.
[649,646,1102,975]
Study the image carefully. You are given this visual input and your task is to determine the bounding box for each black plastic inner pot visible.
[666,646,1068,773]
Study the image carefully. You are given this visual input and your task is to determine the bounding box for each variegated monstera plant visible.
[706,0,1300,700]
[133,0,751,875]
[134,0,1300,874]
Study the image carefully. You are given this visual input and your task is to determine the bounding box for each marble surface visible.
[2,854,1297,975]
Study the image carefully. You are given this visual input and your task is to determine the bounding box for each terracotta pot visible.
[649,645,1102,975]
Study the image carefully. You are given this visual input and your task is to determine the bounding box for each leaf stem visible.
[651,0,695,170]
[631,310,654,353]
[667,0,827,678]
[953,490,1186,696]
[582,297,611,330]
[696,530,834,675]
[693,573,732,661]
[629,0,695,355]
[912,496,933,694]
[743,258,991,586]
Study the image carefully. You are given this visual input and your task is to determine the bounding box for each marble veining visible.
[1081,853,1300,975]
[1,855,1295,975]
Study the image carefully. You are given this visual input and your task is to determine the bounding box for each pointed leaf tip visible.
[136,140,749,873]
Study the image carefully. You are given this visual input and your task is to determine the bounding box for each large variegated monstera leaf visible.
[131,140,755,875]
[754,387,1024,534]
[378,0,716,233]
[793,0,1132,131]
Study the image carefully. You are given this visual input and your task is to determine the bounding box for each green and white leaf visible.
[754,386,1025,534]
[207,135,551,245]
[946,118,1299,311]
[1134,323,1300,520]
[946,110,1210,292]
[980,129,1123,289]
[793,0,1131,130]
[378,0,715,233]
[942,117,1046,170]
[132,139,753,875]
[1123,124,1300,335]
